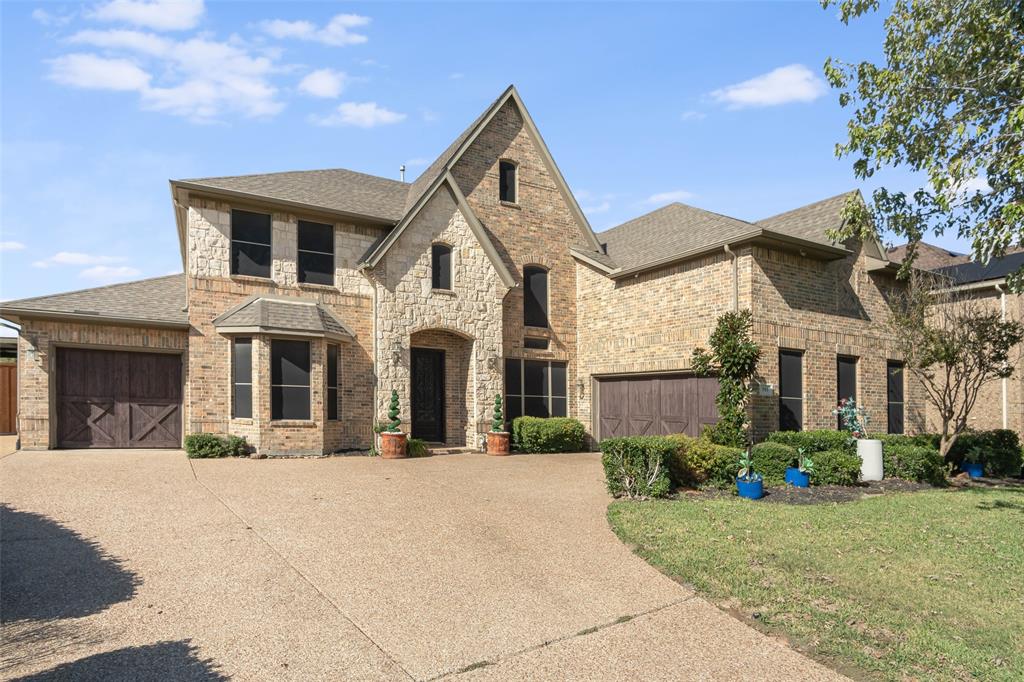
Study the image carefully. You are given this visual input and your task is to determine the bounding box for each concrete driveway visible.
[1,449,842,681]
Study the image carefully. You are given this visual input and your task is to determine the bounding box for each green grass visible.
[608,486,1024,681]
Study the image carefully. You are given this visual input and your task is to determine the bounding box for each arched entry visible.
[408,329,474,446]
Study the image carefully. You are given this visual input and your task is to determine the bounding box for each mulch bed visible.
[675,478,934,505]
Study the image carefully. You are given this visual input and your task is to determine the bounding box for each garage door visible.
[57,348,182,448]
[597,374,718,440]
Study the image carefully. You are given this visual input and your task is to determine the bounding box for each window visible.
[524,337,549,350]
[778,350,803,431]
[326,344,339,421]
[231,209,272,278]
[499,160,517,203]
[431,243,452,290]
[837,355,857,429]
[271,340,310,420]
[887,361,905,434]
[298,220,334,285]
[232,338,252,419]
[505,359,567,424]
[523,266,548,328]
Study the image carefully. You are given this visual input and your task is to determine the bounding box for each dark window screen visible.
[231,210,271,278]
[837,356,857,429]
[327,344,339,421]
[505,359,567,425]
[232,338,252,418]
[887,361,905,434]
[778,350,803,431]
[499,161,516,202]
[523,266,548,328]
[271,340,310,420]
[298,220,334,285]
[432,244,452,290]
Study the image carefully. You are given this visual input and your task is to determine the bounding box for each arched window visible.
[431,243,452,290]
[523,266,548,328]
[499,160,517,203]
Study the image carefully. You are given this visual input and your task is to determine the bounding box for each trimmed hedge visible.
[751,442,798,486]
[948,430,1023,477]
[512,417,586,453]
[185,433,249,459]
[665,435,743,489]
[601,436,673,499]
[767,429,853,454]
[811,449,861,486]
[869,432,941,449]
[884,444,946,485]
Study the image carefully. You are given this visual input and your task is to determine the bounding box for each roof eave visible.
[212,325,351,341]
[0,308,189,330]
[568,247,619,275]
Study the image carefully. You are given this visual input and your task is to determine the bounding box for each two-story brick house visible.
[1,85,925,455]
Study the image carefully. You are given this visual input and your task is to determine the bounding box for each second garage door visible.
[597,374,718,441]
[57,347,182,449]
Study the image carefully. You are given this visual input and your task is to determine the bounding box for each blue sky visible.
[0,0,967,330]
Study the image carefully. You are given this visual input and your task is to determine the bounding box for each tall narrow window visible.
[523,266,548,328]
[231,209,272,278]
[499,160,517,203]
[504,359,567,423]
[232,337,252,419]
[326,344,339,421]
[271,340,310,420]
[887,361,905,434]
[778,350,803,431]
[298,220,334,285]
[837,355,857,429]
[431,243,452,290]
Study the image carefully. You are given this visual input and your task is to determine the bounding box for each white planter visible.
[857,439,883,481]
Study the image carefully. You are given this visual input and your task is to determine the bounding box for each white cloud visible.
[583,201,611,214]
[646,190,696,204]
[69,28,173,56]
[80,265,143,281]
[47,53,151,91]
[261,13,370,46]
[33,252,127,268]
[311,101,406,128]
[32,8,73,27]
[710,64,827,109]
[89,0,205,31]
[0,241,26,252]
[680,110,706,121]
[406,157,430,167]
[298,69,347,98]
[958,176,991,194]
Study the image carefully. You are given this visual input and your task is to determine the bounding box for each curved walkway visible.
[1,449,843,680]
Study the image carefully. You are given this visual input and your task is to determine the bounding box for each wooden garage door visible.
[57,348,182,449]
[597,374,718,440]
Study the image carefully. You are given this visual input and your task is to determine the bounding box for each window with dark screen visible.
[523,266,548,328]
[504,359,567,425]
[298,220,334,285]
[778,350,803,431]
[271,340,310,420]
[837,355,857,429]
[327,344,339,421]
[499,160,517,203]
[887,361,905,434]
[431,243,452,290]
[231,210,272,278]
[232,338,252,419]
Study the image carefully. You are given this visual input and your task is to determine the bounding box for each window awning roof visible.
[212,296,354,340]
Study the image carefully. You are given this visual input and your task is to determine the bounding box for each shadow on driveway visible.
[10,640,227,682]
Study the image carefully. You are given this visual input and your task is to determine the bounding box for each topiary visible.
[491,394,504,432]
[691,310,761,448]
[387,389,401,432]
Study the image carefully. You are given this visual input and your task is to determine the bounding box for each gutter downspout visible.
[724,244,738,311]
[996,282,1008,429]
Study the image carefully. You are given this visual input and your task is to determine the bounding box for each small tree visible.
[387,389,401,432]
[491,394,504,432]
[691,309,762,447]
[890,271,1024,457]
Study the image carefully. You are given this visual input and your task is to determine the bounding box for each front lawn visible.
[608,485,1024,681]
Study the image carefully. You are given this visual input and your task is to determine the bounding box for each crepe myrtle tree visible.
[692,309,762,448]
[822,0,1024,290]
[891,270,1024,458]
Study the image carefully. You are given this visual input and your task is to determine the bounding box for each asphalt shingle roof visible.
[213,296,352,337]
[755,191,858,243]
[0,275,187,326]
[934,251,1024,285]
[886,241,969,271]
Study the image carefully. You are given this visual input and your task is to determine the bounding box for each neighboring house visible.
[0,85,923,455]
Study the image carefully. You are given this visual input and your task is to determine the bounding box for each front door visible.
[410,348,445,442]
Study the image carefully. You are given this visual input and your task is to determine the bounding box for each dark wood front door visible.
[597,374,718,441]
[410,348,445,442]
[57,348,182,449]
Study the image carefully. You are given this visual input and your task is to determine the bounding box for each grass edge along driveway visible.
[608,485,1024,681]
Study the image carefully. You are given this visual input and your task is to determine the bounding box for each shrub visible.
[883,444,946,485]
[751,442,798,486]
[407,437,429,458]
[601,436,673,499]
[184,433,249,459]
[665,435,743,489]
[811,449,861,486]
[768,429,853,454]
[948,429,1023,476]
[512,417,586,453]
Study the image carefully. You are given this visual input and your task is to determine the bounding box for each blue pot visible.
[784,467,810,488]
[963,462,984,479]
[736,476,764,500]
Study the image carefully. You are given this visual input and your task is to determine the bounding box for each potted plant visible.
[380,390,408,459]
[962,446,985,478]
[486,394,510,456]
[784,446,813,488]
[736,449,764,500]
[834,398,882,481]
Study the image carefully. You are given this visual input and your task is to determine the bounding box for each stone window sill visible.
[231,418,254,425]
[430,288,456,297]
[269,420,317,428]
[523,325,550,334]
[298,282,337,292]
[230,274,275,285]
[500,200,521,210]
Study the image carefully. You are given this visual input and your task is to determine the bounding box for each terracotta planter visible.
[486,431,510,456]
[380,432,408,459]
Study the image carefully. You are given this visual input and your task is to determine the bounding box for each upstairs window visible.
[271,340,310,420]
[431,243,452,290]
[523,266,548,328]
[231,209,272,278]
[499,160,517,203]
[327,344,339,421]
[298,220,334,285]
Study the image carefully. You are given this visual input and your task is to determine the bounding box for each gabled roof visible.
[886,241,969,271]
[0,275,187,328]
[755,191,858,243]
[212,295,354,339]
[934,250,1024,285]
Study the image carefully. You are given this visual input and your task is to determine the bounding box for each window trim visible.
[270,338,312,421]
[326,343,339,421]
[232,337,253,419]
[230,208,273,279]
[504,358,568,423]
[296,219,336,286]
[498,159,518,204]
[431,242,453,291]
[523,264,550,329]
